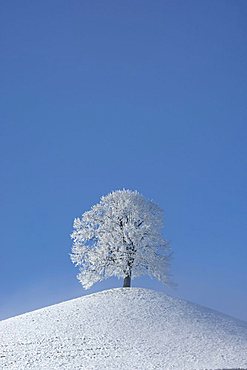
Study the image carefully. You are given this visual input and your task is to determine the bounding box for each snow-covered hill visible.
[0,288,246,370]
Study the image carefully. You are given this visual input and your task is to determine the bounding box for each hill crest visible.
[1,288,247,369]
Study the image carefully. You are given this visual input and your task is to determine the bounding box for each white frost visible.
[71,190,170,289]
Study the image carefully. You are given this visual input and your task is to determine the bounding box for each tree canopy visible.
[70,189,170,289]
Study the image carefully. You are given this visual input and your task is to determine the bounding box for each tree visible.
[70,189,170,289]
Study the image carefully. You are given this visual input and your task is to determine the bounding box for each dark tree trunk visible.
[123,274,131,288]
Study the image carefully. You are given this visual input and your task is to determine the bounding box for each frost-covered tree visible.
[70,189,170,289]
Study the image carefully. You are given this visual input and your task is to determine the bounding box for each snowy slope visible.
[0,288,247,370]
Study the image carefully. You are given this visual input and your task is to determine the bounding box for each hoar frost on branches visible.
[70,189,171,289]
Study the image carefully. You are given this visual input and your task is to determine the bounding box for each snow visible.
[0,288,247,369]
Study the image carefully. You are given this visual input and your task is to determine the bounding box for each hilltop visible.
[0,288,247,369]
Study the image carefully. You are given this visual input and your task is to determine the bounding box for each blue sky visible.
[0,0,247,321]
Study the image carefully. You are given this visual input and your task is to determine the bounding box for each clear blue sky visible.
[0,0,246,321]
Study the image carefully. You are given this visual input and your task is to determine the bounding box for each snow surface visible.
[0,288,247,370]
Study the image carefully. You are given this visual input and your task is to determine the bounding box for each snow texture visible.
[0,288,246,370]
[71,190,170,289]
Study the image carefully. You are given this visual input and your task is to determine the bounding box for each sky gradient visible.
[0,0,247,321]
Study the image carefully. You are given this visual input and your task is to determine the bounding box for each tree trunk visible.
[123,274,131,288]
